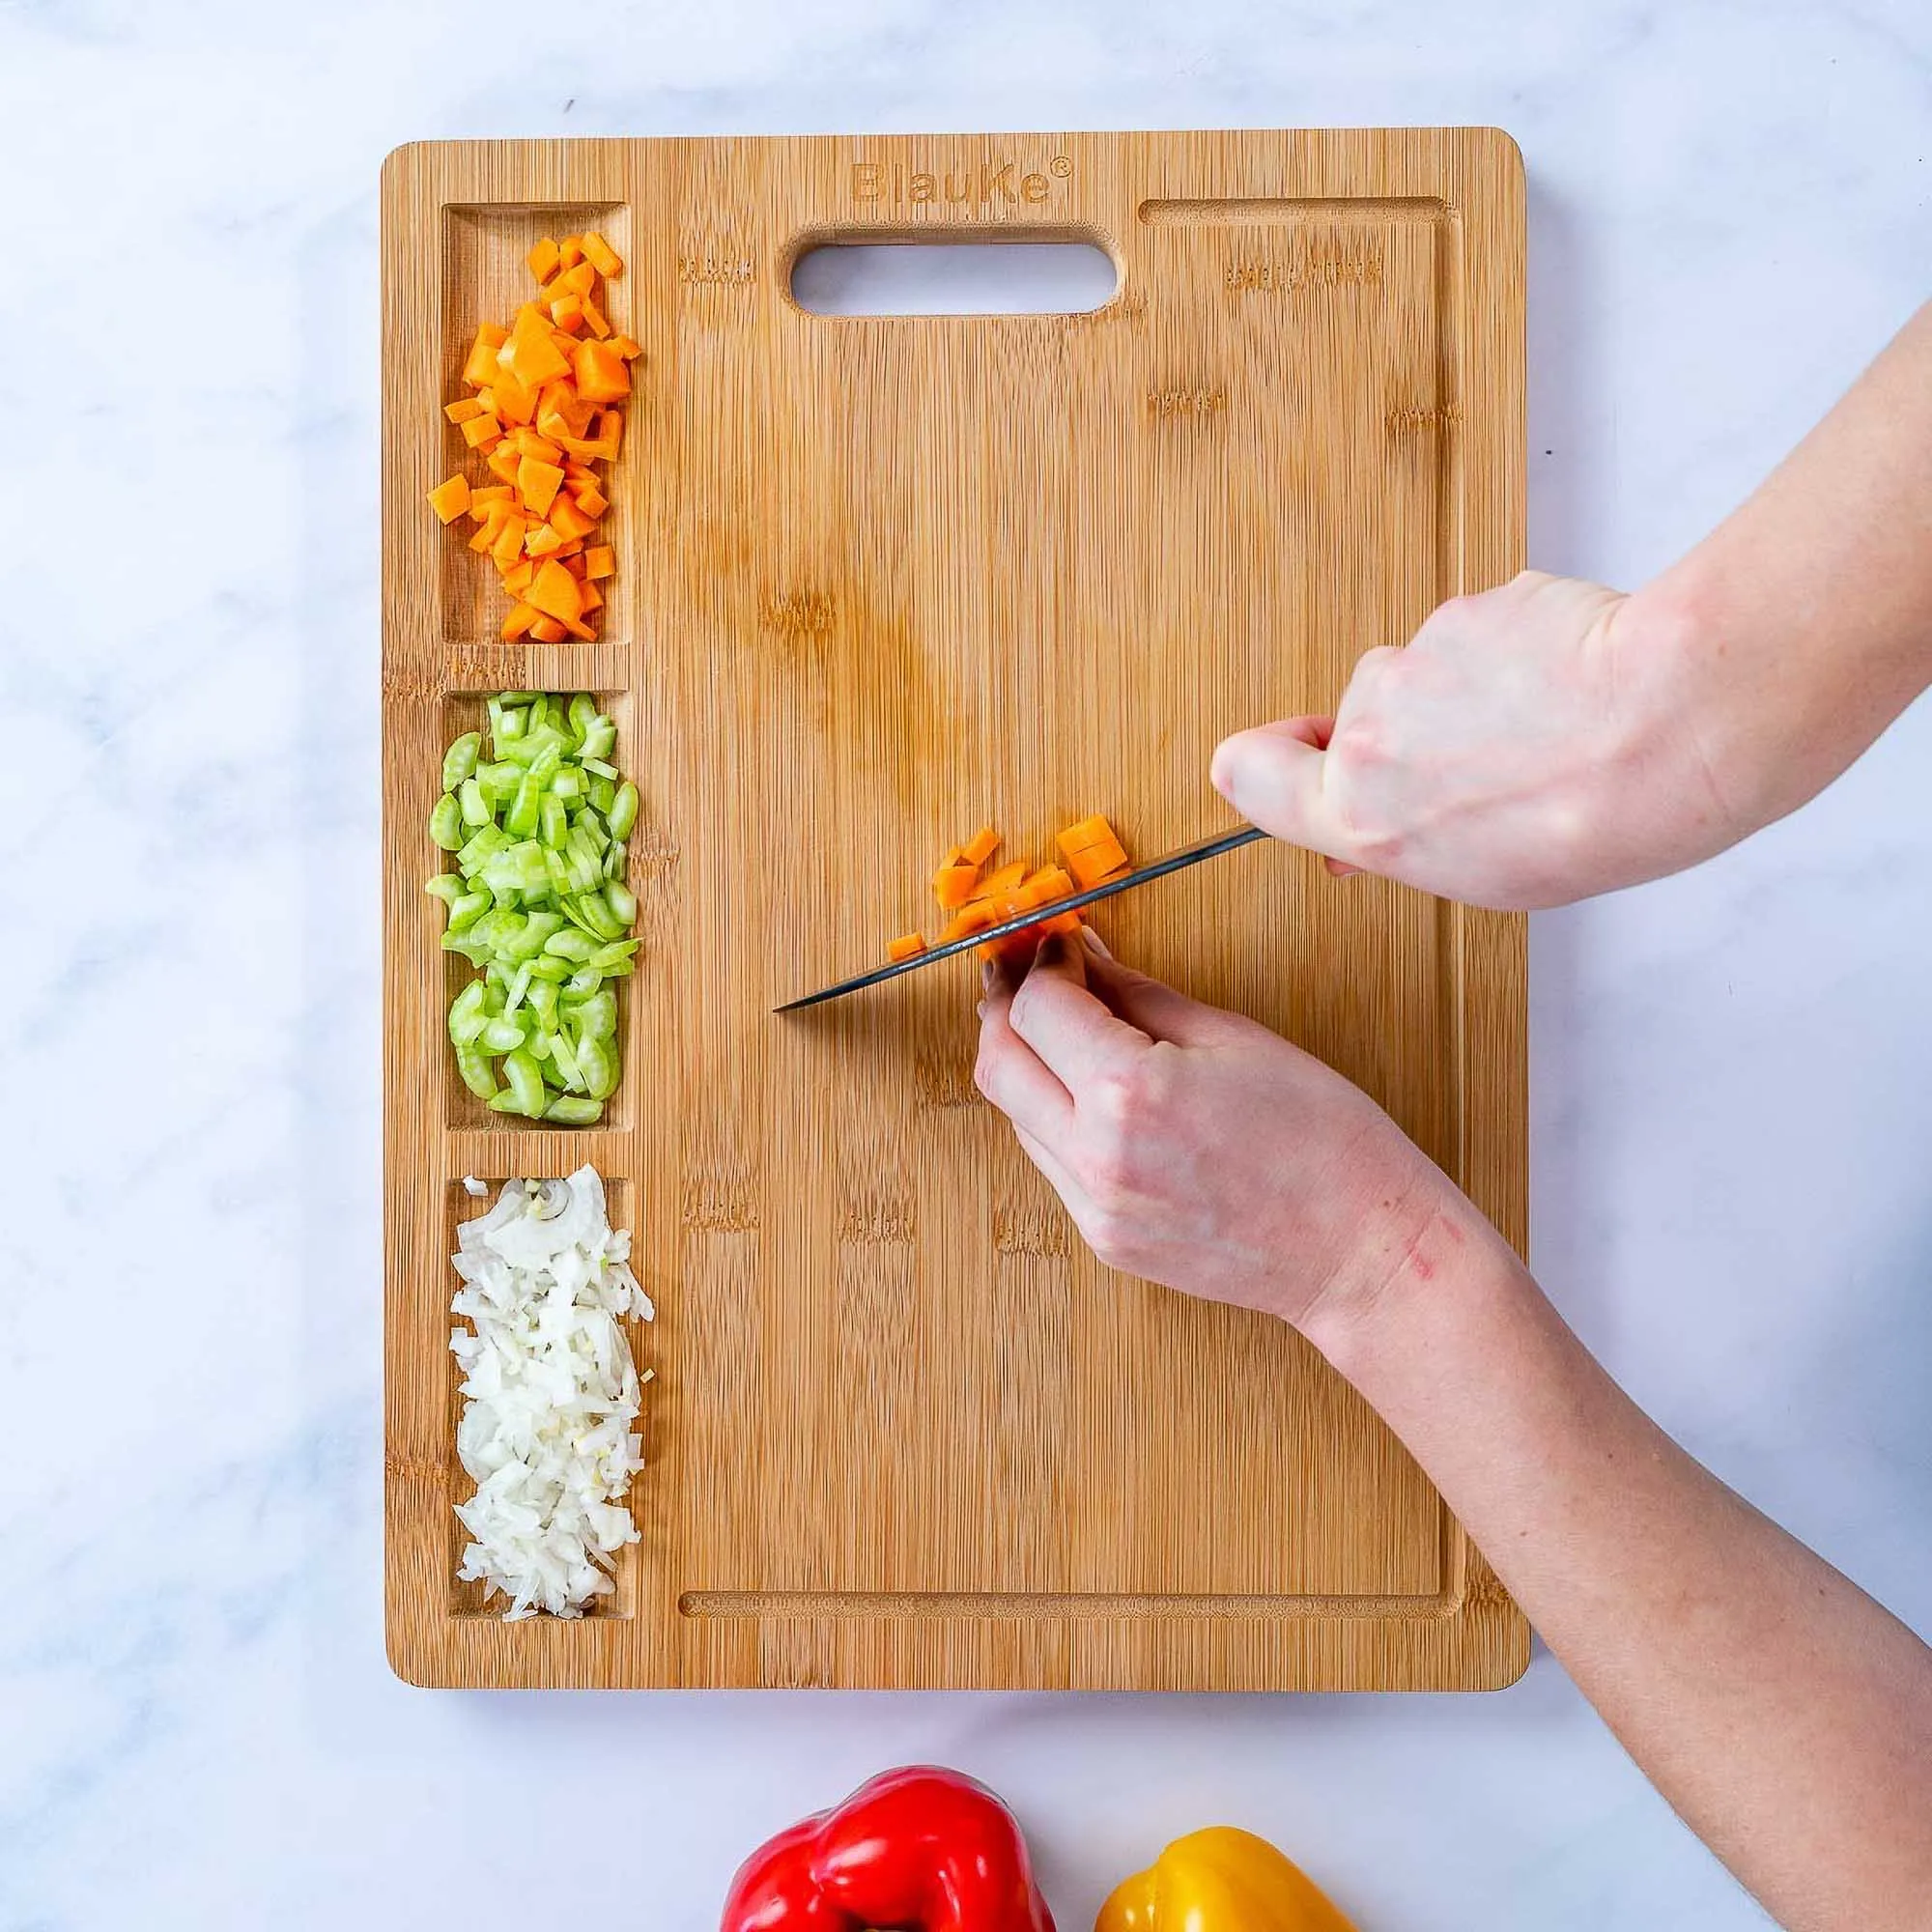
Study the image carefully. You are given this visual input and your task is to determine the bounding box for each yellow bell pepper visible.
[1094,1826,1358,1931]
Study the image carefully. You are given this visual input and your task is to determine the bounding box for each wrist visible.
[1296,1178,1528,1388]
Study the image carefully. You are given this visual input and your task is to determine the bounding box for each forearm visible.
[1630,298,1932,838]
[1306,1228,1932,1931]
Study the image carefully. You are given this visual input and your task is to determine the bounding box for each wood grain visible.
[383,128,1529,1690]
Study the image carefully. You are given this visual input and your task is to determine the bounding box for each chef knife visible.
[774,824,1268,1013]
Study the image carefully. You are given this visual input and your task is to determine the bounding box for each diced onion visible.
[449,1165,653,1619]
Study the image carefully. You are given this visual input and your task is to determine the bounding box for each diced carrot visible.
[579,295,611,339]
[515,455,565,518]
[443,396,486,424]
[887,932,926,962]
[426,474,470,524]
[578,577,604,611]
[611,334,643,361]
[557,260,597,298]
[506,303,573,387]
[492,369,538,427]
[1038,909,1084,936]
[526,237,560,283]
[485,444,523,487]
[940,903,996,943]
[931,863,980,908]
[467,520,499,554]
[570,481,609,518]
[503,558,536,598]
[561,612,598,641]
[572,339,631,403]
[523,521,565,558]
[1022,864,1074,901]
[580,231,623,277]
[549,294,586,332]
[979,859,1028,898]
[527,615,568,643]
[509,426,564,463]
[546,492,596,541]
[461,322,508,387]
[554,537,585,558]
[459,412,502,448]
[583,545,616,580]
[469,483,514,507]
[1064,836,1129,889]
[491,517,526,572]
[500,601,541,640]
[961,826,1001,867]
[557,236,585,270]
[1056,813,1120,855]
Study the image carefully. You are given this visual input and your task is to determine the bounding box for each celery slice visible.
[500,1050,545,1116]
[605,883,639,926]
[442,732,481,791]
[455,1046,498,1098]
[478,1017,526,1053]
[607,781,639,840]
[429,794,464,850]
[543,1095,603,1124]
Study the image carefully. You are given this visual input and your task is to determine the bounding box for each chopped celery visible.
[429,793,464,850]
[429,690,641,1122]
[442,732,481,791]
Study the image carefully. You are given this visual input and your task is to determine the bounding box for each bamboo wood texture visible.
[382,129,1529,1690]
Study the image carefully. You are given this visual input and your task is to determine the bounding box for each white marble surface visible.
[4,1,1930,1925]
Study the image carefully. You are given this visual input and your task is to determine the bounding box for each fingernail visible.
[980,960,996,992]
[1081,926,1112,959]
[1036,931,1067,969]
[976,999,986,1020]
[1209,737,1240,801]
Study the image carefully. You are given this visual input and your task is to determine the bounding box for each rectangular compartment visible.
[444,1173,650,1620]
[434,688,643,1135]
[438,201,635,648]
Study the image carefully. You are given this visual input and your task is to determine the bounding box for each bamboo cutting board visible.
[383,128,1528,1690]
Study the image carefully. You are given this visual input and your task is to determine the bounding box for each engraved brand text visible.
[851,156,1070,208]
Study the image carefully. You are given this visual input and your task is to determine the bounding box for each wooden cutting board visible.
[382,128,1528,1690]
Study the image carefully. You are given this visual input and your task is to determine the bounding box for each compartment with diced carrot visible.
[887,815,1130,965]
[424,229,639,641]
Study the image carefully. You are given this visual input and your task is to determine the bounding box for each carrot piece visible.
[503,558,537,598]
[426,474,470,524]
[553,537,585,558]
[469,483,514,507]
[560,612,598,641]
[491,517,527,572]
[578,576,604,611]
[583,544,616,580]
[979,859,1028,898]
[515,455,565,518]
[468,520,500,554]
[500,601,541,640]
[443,396,485,424]
[485,444,523,486]
[546,492,596,541]
[527,615,568,643]
[1056,813,1120,855]
[557,236,585,270]
[571,339,631,403]
[960,826,1001,867]
[570,481,609,518]
[461,323,509,388]
[509,426,564,463]
[506,303,573,387]
[940,903,996,943]
[580,230,623,277]
[579,295,611,339]
[557,260,597,298]
[549,295,586,333]
[610,333,643,361]
[526,236,560,282]
[1065,837,1129,889]
[930,863,980,909]
[459,412,502,448]
[523,521,565,558]
[1038,909,1084,936]
[493,369,540,428]
[887,932,927,963]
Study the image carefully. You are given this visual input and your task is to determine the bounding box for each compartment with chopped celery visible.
[427,691,640,1122]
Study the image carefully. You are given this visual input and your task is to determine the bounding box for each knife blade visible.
[774,824,1268,1013]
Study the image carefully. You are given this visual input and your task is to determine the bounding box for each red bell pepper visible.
[720,1765,1056,1932]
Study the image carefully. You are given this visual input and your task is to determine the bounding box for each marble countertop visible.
[5,1,1929,1925]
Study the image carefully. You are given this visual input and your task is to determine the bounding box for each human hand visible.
[973,929,1512,1335]
[1210,571,1743,910]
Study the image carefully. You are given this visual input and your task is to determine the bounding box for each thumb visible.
[1210,717,1345,856]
